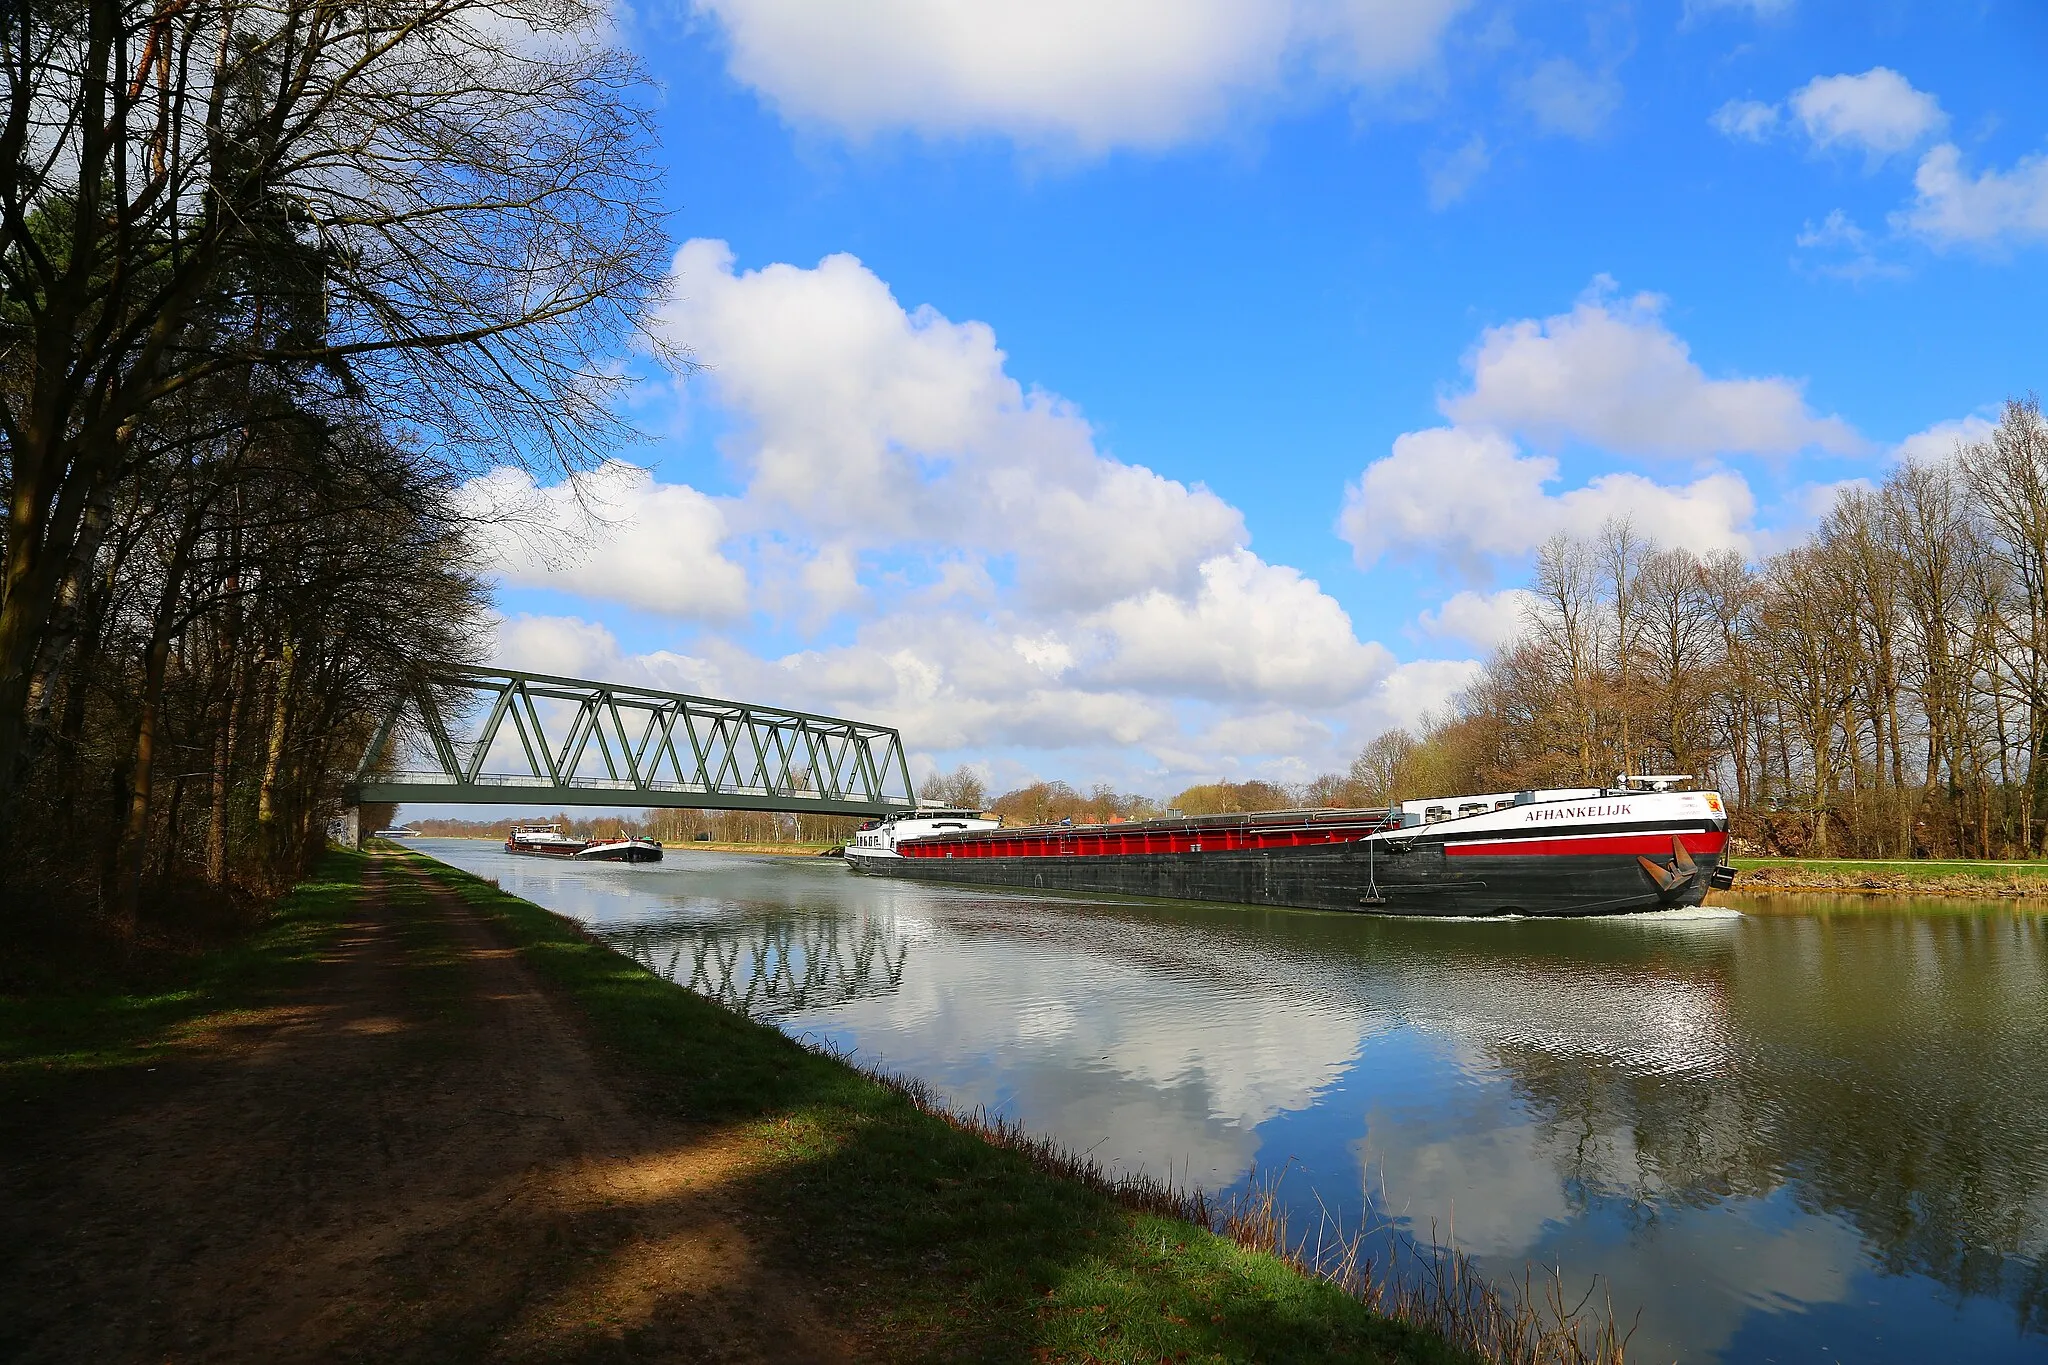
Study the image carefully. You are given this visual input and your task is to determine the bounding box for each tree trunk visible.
[109,624,176,932]
[257,643,297,857]
[108,513,204,928]
[206,558,245,887]
[207,701,237,886]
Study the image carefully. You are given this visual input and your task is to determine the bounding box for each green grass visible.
[400,849,1467,1364]
[1737,855,2048,881]
[0,848,366,1096]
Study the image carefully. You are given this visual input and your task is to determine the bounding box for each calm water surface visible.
[415,839,2048,1363]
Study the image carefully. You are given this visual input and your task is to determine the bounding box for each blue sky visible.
[467,0,2048,798]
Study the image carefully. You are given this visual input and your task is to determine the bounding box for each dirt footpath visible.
[0,857,852,1364]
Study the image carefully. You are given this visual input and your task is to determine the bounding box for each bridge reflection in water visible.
[603,913,910,1018]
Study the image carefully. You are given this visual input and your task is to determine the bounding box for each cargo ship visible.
[504,825,663,862]
[843,777,1734,918]
[504,824,587,857]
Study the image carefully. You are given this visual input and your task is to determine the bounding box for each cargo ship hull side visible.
[858,836,1723,917]
[847,792,1731,918]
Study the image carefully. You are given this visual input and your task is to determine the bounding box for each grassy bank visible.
[0,849,366,1100]
[1733,856,2048,896]
[664,840,838,856]
[401,849,1628,1364]
[401,848,1449,1361]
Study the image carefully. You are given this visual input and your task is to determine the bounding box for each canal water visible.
[414,839,2048,1363]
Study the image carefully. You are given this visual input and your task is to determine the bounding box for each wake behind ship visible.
[844,777,1733,917]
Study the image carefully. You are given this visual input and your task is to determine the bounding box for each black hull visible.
[851,841,1723,918]
[505,845,583,858]
[575,846,663,863]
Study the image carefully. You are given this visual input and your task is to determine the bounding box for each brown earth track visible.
[0,856,852,1364]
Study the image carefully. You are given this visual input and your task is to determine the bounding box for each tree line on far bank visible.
[2,0,668,943]
[409,810,868,846]
[1399,397,2048,860]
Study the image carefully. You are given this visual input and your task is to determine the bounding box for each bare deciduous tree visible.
[1,0,671,802]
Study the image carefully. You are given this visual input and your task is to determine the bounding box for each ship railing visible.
[981,806,1400,837]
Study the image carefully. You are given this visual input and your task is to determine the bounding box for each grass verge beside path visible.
[0,848,366,1100]
[399,848,1469,1365]
[1734,855,2048,896]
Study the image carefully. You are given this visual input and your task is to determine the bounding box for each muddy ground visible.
[0,858,854,1364]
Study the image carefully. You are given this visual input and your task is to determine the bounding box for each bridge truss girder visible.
[349,667,917,817]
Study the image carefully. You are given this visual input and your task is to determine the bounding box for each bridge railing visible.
[349,666,918,816]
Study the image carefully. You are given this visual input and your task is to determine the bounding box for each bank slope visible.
[404,849,1466,1364]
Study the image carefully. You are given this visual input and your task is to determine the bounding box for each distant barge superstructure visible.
[505,825,664,863]
[844,779,1732,918]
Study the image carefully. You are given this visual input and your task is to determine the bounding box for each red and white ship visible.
[844,776,1734,918]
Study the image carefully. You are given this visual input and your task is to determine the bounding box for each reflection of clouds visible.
[1359,1032,1865,1363]
[1532,1196,1864,1365]
[1357,1037,1576,1257]
[813,929,1369,1188]
[1404,964,1733,1078]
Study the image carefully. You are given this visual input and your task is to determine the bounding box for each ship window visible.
[1459,803,1486,817]
[1424,806,1450,823]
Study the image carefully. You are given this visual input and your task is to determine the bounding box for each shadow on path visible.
[0,857,848,1364]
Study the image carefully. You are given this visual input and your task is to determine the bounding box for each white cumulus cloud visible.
[1339,426,1756,570]
[1709,98,1778,142]
[660,239,1245,612]
[1712,68,1943,162]
[457,462,749,620]
[1082,550,1392,705]
[1418,588,1541,651]
[1353,659,1487,735]
[1789,68,1945,160]
[1441,280,1864,457]
[1895,143,2048,250]
[1891,414,1997,465]
[693,0,1470,152]
[470,244,1522,793]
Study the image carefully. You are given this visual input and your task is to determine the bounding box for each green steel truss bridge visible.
[349,667,917,817]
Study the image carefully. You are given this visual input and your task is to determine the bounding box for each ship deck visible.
[900,807,1396,860]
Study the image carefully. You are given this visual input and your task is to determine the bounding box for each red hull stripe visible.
[1446,831,1727,858]
[900,826,1384,859]
[898,825,1726,861]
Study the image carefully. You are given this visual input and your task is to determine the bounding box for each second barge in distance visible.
[505,825,664,863]
[844,777,1733,918]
